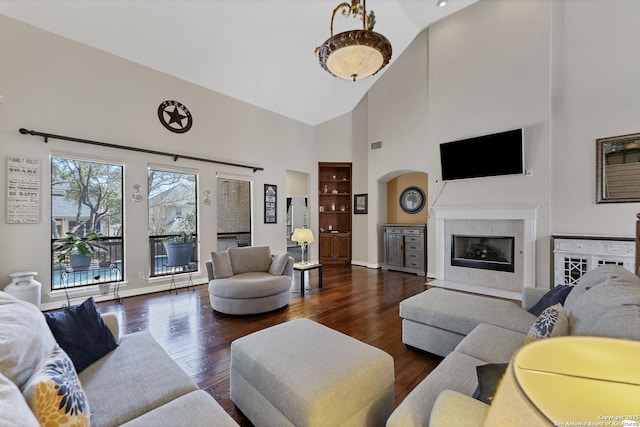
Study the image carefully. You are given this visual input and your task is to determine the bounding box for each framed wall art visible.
[264,184,277,223]
[354,193,368,214]
[596,132,640,203]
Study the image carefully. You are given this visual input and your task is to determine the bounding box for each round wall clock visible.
[158,100,193,133]
[399,186,426,214]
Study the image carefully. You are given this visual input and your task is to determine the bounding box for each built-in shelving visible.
[318,162,352,264]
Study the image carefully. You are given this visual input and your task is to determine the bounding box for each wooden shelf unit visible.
[318,162,352,264]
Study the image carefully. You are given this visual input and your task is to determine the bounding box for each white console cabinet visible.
[552,235,635,286]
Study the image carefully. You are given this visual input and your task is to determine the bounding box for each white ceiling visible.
[0,0,477,125]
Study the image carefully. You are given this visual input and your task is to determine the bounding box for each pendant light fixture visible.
[316,0,392,82]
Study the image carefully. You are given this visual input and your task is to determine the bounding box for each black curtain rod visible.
[18,128,264,173]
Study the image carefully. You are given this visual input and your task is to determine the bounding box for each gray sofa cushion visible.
[0,371,39,427]
[386,351,486,427]
[563,264,640,313]
[269,252,289,275]
[569,277,640,339]
[209,273,292,299]
[400,288,536,336]
[454,323,525,363]
[121,390,238,427]
[229,246,272,274]
[0,292,56,389]
[211,251,233,279]
[78,331,198,427]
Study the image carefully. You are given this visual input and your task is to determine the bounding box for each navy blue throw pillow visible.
[527,285,573,316]
[45,297,118,372]
[472,363,509,404]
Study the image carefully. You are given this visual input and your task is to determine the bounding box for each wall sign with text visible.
[7,156,40,224]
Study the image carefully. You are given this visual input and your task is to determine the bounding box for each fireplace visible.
[431,204,542,298]
[451,234,515,273]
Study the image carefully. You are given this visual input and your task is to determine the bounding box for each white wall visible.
[426,0,552,284]
[0,15,314,308]
[360,0,552,283]
[3,0,640,306]
[366,29,430,268]
[351,97,369,266]
[321,0,640,288]
[551,0,640,236]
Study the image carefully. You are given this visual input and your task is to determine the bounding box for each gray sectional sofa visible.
[387,265,640,426]
[0,291,238,427]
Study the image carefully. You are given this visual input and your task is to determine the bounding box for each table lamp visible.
[291,228,315,265]
[485,336,640,426]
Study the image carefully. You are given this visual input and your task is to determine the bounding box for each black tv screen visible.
[439,129,524,181]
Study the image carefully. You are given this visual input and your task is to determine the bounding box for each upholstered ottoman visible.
[230,318,394,427]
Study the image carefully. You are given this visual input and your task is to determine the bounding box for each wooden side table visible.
[293,263,323,295]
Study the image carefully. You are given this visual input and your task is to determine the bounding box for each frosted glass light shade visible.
[317,30,392,81]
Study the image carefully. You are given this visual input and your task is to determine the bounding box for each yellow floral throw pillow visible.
[23,345,90,427]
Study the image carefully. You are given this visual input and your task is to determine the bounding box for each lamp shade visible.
[485,336,640,426]
[316,0,392,82]
[291,228,315,244]
[318,30,392,81]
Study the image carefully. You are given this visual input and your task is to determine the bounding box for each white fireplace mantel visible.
[432,204,543,295]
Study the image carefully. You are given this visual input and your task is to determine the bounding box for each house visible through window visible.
[216,177,252,250]
[51,156,123,290]
[148,168,198,277]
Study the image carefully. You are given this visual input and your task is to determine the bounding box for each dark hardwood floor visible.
[96,265,442,425]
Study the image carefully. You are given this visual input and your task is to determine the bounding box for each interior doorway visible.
[286,170,311,262]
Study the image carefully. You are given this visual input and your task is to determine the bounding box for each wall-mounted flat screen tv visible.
[439,128,524,181]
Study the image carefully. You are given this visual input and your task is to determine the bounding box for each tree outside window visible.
[51,157,123,290]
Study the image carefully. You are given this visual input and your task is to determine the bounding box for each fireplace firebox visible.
[451,234,515,273]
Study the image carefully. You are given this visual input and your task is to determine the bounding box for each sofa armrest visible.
[429,390,489,427]
[102,312,120,343]
[521,287,549,311]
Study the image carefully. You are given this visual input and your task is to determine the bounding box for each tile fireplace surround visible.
[432,204,542,300]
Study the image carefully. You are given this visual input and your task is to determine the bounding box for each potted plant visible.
[163,231,194,267]
[54,231,107,271]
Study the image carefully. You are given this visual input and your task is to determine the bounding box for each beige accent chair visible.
[206,246,293,315]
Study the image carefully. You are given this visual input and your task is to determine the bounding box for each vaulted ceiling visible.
[0,0,477,125]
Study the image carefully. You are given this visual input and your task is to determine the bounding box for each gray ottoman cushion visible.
[230,318,394,427]
[400,288,535,335]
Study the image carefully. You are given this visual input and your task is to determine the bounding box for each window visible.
[216,177,252,250]
[51,156,123,290]
[148,168,197,276]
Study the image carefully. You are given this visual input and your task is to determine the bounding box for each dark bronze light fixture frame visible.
[316,0,392,82]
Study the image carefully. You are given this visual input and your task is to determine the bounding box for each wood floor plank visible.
[97,265,440,425]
